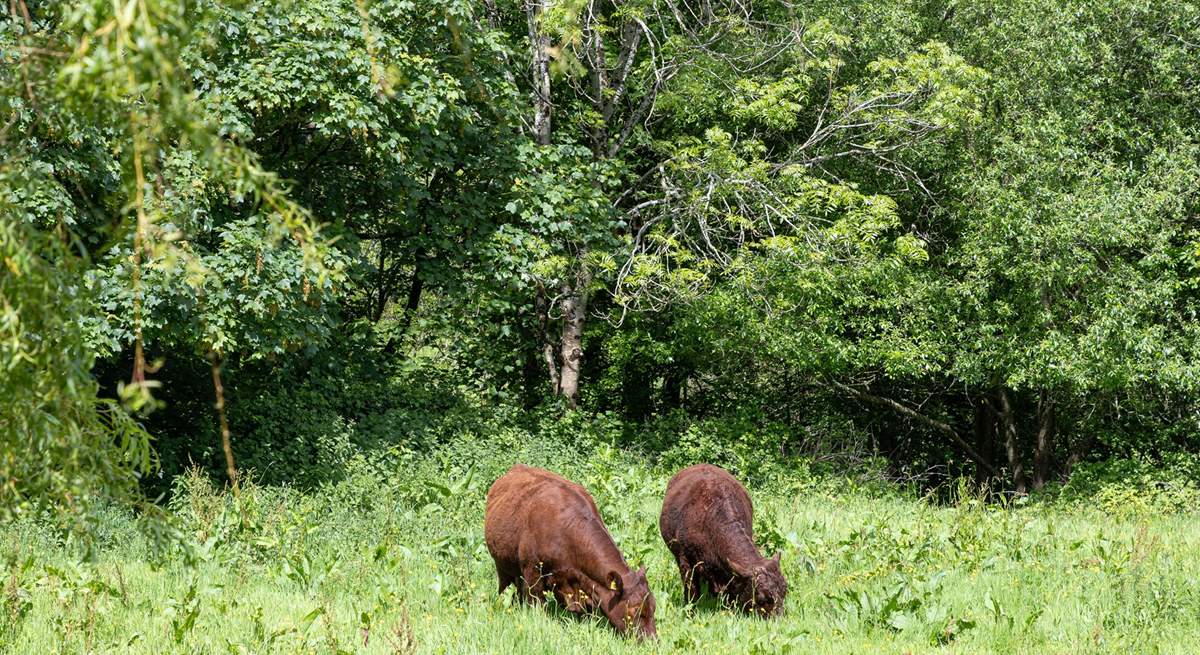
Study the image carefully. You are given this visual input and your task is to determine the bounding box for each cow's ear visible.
[607,571,624,596]
[772,552,782,565]
[637,566,648,582]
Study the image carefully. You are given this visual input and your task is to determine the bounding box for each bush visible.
[213,328,491,489]
[645,409,886,490]
[656,413,790,484]
[1052,453,1200,517]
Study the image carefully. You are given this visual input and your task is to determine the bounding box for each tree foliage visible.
[4,0,1200,520]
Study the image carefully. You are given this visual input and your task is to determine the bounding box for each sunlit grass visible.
[3,452,1199,654]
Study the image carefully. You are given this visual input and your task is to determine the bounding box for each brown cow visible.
[484,464,657,639]
[659,463,786,617]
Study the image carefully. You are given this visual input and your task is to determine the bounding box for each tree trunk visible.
[556,264,591,410]
[996,387,1027,494]
[207,351,239,494]
[400,268,422,330]
[372,242,388,322]
[973,394,996,487]
[483,0,501,29]
[661,366,685,411]
[527,0,571,405]
[535,285,560,394]
[521,330,543,410]
[583,14,609,156]
[622,362,652,421]
[382,266,422,355]
[526,0,552,146]
[1033,389,1055,490]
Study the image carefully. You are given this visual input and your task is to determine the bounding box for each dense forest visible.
[3,1,1200,652]
[6,0,1199,516]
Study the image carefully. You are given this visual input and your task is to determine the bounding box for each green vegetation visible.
[4,433,1200,654]
[4,0,1200,651]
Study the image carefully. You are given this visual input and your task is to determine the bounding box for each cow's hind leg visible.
[513,577,529,604]
[496,564,517,597]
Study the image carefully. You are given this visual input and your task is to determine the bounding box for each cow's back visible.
[660,464,753,548]
[485,464,598,560]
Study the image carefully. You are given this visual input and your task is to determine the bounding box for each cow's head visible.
[604,567,657,639]
[729,552,787,618]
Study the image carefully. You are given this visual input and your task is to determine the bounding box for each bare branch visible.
[832,380,998,477]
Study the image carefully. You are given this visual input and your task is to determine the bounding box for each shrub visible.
[1053,453,1200,517]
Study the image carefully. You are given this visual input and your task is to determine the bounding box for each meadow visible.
[4,432,1199,655]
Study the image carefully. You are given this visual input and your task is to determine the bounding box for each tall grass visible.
[3,432,1199,654]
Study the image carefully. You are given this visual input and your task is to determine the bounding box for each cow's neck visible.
[713,501,764,573]
[574,517,631,592]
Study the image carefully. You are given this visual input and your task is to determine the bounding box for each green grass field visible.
[3,437,1199,654]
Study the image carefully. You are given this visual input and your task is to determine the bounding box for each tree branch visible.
[832,380,998,477]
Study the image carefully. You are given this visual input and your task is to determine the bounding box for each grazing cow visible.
[484,464,657,639]
[659,463,786,617]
